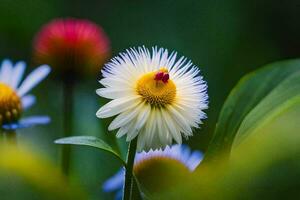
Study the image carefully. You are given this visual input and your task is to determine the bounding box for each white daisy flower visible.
[103,144,203,200]
[0,59,51,131]
[96,46,208,151]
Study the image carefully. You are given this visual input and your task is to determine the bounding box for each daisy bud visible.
[33,18,110,79]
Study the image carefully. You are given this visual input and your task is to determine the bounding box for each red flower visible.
[33,18,110,77]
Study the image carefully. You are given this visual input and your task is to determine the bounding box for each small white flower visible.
[96,47,208,151]
[103,144,203,200]
[0,59,51,130]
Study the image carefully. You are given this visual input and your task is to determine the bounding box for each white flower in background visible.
[103,144,203,200]
[0,59,51,130]
[96,47,208,151]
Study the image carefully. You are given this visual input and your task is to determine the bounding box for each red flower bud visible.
[33,18,110,78]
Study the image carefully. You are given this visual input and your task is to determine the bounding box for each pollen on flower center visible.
[0,83,22,126]
[136,68,176,107]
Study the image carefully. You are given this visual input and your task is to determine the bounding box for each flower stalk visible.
[123,137,138,200]
[61,78,74,176]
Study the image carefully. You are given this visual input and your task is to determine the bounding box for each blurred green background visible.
[1,0,300,199]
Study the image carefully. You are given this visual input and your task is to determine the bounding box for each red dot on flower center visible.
[154,70,169,84]
[154,72,164,81]
[162,73,169,83]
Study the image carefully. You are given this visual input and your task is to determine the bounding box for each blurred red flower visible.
[33,18,110,78]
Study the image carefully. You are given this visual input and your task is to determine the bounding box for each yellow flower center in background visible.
[133,156,190,194]
[136,68,176,107]
[0,83,22,126]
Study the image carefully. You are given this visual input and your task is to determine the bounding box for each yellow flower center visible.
[0,83,22,126]
[133,156,190,194]
[136,68,176,107]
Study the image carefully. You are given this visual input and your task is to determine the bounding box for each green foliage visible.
[55,136,126,166]
[203,59,300,164]
[234,70,300,147]
[0,144,86,200]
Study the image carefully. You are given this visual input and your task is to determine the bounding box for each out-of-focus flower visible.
[0,59,51,131]
[103,144,203,200]
[33,18,110,78]
[96,46,208,151]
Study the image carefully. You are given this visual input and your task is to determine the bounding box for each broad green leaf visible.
[55,136,126,166]
[233,71,300,147]
[203,59,300,164]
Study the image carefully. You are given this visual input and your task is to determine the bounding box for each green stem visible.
[123,137,138,200]
[61,79,74,176]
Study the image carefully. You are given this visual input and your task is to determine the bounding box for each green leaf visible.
[203,59,300,164]
[233,71,300,147]
[55,136,126,166]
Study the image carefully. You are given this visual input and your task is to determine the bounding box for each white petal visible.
[116,120,135,138]
[137,128,147,152]
[144,110,157,149]
[21,95,36,110]
[96,88,133,99]
[108,103,143,131]
[125,105,150,142]
[180,145,191,163]
[116,126,128,138]
[17,65,51,97]
[10,61,26,89]
[161,109,182,144]
[0,59,13,84]
[135,104,151,130]
[137,110,156,151]
[126,123,140,142]
[168,106,193,136]
[96,96,140,118]
[157,110,169,145]
[186,151,203,171]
